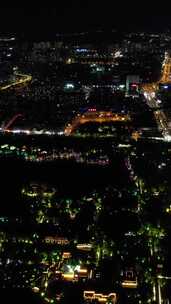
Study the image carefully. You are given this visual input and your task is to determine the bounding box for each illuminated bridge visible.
[64,110,131,136]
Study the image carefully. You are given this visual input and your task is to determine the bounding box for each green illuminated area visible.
[22,184,56,199]
[0,150,143,302]
[0,144,110,166]
[71,121,133,140]
[1,138,171,303]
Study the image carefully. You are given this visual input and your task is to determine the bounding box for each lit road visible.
[64,110,131,136]
[1,128,63,136]
[0,113,64,135]
[160,55,171,84]
[0,72,32,91]
[142,53,171,141]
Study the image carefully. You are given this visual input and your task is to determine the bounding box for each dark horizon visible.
[0,6,171,38]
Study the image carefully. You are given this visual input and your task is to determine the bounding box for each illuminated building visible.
[67,47,115,65]
[0,36,16,64]
[126,75,140,96]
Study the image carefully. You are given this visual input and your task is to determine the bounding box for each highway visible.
[142,52,171,141]
[0,72,32,91]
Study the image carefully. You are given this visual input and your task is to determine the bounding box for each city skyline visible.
[1,6,171,304]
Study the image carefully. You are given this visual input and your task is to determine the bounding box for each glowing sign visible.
[65,83,75,89]
[76,243,93,251]
[83,291,117,303]
[88,108,97,112]
[76,48,88,52]
[45,237,69,245]
[122,280,138,288]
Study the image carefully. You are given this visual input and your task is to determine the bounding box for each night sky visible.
[0,5,170,36]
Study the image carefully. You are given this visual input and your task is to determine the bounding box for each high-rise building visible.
[126,75,140,96]
[0,37,16,83]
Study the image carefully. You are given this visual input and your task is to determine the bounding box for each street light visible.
[156,275,171,304]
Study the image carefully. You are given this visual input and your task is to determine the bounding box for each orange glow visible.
[62,252,71,259]
[122,280,138,288]
[83,291,117,303]
[64,111,131,136]
[84,291,95,299]
[78,268,88,273]
[94,294,103,299]
[76,243,92,251]
[98,298,107,303]
[62,273,74,281]
[132,131,140,141]
[142,55,171,93]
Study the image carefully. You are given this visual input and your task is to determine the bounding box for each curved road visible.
[0,72,32,91]
[64,111,131,136]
